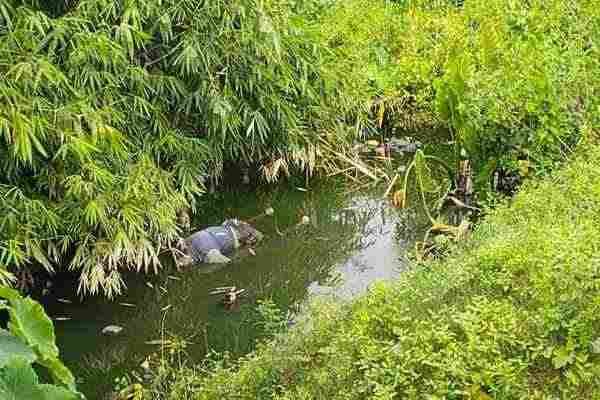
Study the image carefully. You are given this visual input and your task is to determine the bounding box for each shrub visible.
[317,0,600,185]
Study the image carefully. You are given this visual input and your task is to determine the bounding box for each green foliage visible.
[317,0,600,184]
[0,0,361,296]
[0,357,79,400]
[0,286,81,399]
[156,144,600,398]
[0,331,36,367]
[254,299,288,337]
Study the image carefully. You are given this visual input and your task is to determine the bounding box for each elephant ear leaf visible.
[0,357,78,400]
[37,356,76,389]
[38,384,80,400]
[0,287,59,357]
[0,287,75,389]
[0,329,36,368]
[0,356,41,400]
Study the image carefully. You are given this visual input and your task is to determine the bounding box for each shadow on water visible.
[42,180,428,399]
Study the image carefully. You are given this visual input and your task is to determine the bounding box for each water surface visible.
[43,180,426,398]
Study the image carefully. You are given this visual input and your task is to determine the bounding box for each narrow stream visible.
[42,180,428,399]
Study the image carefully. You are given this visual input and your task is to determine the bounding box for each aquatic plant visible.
[0,286,82,399]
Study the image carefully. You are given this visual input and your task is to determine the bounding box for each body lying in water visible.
[176,219,264,266]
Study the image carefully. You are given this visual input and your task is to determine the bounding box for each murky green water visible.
[43,179,428,399]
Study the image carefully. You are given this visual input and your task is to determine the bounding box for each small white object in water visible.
[265,207,275,216]
[102,325,124,336]
[140,359,150,371]
[300,216,310,225]
[248,248,256,256]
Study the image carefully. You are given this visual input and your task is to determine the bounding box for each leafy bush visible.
[155,142,600,398]
[0,0,362,296]
[317,0,600,183]
[0,286,82,399]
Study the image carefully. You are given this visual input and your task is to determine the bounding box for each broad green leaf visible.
[0,288,59,359]
[37,356,76,390]
[0,357,40,400]
[0,287,75,388]
[38,384,80,400]
[0,330,36,368]
[0,357,78,400]
[0,286,20,302]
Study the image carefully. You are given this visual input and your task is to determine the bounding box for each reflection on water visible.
[308,197,407,299]
[43,181,424,398]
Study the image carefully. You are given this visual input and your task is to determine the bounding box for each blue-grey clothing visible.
[186,226,236,263]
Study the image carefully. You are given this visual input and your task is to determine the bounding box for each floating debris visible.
[248,248,256,256]
[140,359,150,371]
[54,317,71,321]
[210,286,235,292]
[101,325,124,336]
[118,302,136,308]
[167,275,181,281]
[210,286,246,309]
[300,215,310,225]
[265,207,275,216]
[146,282,154,289]
[145,339,172,346]
[242,170,250,184]
[56,298,72,304]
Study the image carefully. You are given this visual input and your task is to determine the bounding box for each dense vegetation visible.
[2,0,598,297]
[109,0,600,398]
[149,139,600,399]
[1,0,599,397]
[0,287,80,399]
[0,0,364,296]
[320,0,599,182]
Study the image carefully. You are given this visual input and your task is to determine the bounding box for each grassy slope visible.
[160,143,600,400]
